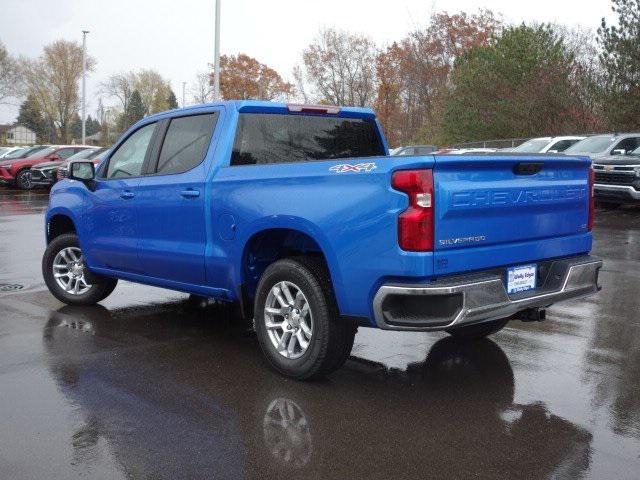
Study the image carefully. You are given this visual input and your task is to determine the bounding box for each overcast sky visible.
[0,0,615,123]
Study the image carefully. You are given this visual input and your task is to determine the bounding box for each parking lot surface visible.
[1,187,639,479]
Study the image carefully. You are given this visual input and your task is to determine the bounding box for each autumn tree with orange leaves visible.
[215,54,294,101]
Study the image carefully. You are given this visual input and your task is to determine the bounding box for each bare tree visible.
[0,40,22,105]
[301,28,378,107]
[292,65,309,103]
[20,40,95,143]
[190,71,214,104]
[100,72,136,113]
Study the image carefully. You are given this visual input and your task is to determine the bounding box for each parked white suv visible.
[510,136,585,153]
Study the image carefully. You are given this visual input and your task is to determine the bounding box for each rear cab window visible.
[231,113,385,166]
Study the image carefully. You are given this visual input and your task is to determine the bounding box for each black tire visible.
[42,233,117,305]
[15,168,33,190]
[596,201,620,210]
[445,318,509,340]
[254,256,357,380]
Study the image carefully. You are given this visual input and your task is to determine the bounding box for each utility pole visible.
[182,81,187,107]
[213,0,221,100]
[81,30,89,144]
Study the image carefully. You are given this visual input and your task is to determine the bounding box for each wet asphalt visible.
[0,187,639,480]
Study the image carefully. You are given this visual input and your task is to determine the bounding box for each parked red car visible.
[0,145,92,189]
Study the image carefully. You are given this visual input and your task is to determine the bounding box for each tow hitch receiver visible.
[518,308,546,322]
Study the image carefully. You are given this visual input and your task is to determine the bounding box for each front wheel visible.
[445,318,509,340]
[15,169,33,190]
[42,233,117,305]
[254,257,357,380]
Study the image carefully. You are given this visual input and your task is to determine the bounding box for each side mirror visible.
[69,161,96,190]
[612,149,626,155]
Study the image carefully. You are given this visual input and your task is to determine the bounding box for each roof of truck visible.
[143,100,377,122]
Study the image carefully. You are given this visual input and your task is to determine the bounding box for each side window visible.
[105,123,156,179]
[613,137,640,154]
[156,113,218,175]
[549,140,574,152]
[398,148,414,156]
[57,148,77,159]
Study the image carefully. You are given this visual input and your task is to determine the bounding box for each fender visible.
[235,215,347,312]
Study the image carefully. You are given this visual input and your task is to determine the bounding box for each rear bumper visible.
[594,184,640,202]
[372,255,602,331]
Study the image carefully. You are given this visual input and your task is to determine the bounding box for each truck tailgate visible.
[432,154,592,275]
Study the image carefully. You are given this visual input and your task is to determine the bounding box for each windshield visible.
[67,148,100,161]
[565,136,616,154]
[26,147,55,158]
[512,139,551,153]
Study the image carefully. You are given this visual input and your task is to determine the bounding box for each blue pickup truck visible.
[42,101,602,379]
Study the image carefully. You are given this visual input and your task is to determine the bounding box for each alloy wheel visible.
[52,246,91,295]
[264,281,313,359]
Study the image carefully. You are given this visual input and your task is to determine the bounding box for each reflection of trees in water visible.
[42,303,592,479]
[583,283,640,438]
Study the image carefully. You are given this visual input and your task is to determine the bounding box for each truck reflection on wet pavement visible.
[1,187,639,479]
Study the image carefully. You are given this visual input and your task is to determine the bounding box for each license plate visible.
[506,264,537,294]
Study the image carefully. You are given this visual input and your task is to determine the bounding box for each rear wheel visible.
[15,169,33,190]
[42,233,117,305]
[596,201,620,210]
[254,257,357,380]
[445,318,509,340]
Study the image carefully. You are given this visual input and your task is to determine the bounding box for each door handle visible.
[180,189,200,198]
[120,190,135,199]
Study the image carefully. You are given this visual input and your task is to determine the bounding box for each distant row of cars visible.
[0,145,107,190]
[392,133,640,206]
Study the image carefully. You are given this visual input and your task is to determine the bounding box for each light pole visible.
[213,0,221,101]
[182,81,186,107]
[81,30,89,144]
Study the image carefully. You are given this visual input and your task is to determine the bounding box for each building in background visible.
[0,124,36,145]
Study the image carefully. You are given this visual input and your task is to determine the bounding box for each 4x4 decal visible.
[329,162,377,173]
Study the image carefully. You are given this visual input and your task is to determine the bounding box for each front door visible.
[84,122,157,274]
[136,112,219,285]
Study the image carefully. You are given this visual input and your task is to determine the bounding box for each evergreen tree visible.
[118,90,146,132]
[16,93,47,141]
[167,88,178,109]
[70,113,82,140]
[439,24,583,143]
[598,0,640,130]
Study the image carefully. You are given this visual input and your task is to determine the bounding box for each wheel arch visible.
[237,223,343,320]
[46,211,78,244]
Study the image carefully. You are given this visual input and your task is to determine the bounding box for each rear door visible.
[432,154,591,275]
[136,111,220,285]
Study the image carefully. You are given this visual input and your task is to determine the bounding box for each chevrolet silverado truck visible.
[592,146,640,207]
[42,101,602,379]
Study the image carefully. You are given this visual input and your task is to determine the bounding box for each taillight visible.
[391,169,434,251]
[588,167,595,231]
